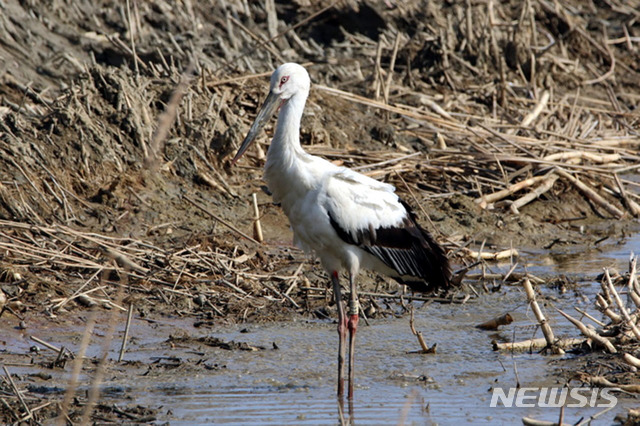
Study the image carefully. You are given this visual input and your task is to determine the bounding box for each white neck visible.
[268,91,308,163]
[264,89,311,204]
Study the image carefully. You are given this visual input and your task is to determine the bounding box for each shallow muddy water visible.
[6,234,640,424]
[148,292,626,425]
[137,233,640,424]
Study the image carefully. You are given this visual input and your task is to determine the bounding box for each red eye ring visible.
[279,76,289,87]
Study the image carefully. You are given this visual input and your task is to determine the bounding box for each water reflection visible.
[336,397,349,425]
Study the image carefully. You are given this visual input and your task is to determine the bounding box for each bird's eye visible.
[279,76,289,86]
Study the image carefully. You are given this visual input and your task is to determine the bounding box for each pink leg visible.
[331,271,347,402]
[347,312,359,400]
[347,273,359,400]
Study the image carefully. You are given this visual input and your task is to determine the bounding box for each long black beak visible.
[232,90,280,164]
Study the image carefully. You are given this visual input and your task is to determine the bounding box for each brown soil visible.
[1,0,639,423]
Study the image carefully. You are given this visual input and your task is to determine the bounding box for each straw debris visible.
[0,0,639,422]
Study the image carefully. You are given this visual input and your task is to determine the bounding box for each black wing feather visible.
[328,200,451,293]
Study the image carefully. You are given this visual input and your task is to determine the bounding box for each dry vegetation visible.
[0,0,639,423]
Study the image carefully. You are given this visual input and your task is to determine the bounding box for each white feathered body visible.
[264,92,414,280]
[267,152,405,277]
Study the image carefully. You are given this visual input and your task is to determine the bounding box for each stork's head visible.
[269,62,310,100]
[232,63,310,164]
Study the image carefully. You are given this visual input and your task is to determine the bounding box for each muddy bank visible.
[1,0,640,423]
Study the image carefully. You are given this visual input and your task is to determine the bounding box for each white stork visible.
[232,63,452,401]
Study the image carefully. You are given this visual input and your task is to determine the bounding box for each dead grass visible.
[0,0,639,422]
